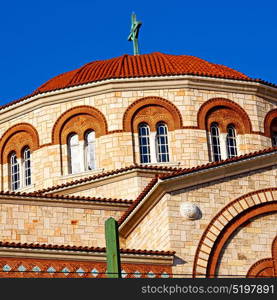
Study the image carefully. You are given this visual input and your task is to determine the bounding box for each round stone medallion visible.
[180,202,201,220]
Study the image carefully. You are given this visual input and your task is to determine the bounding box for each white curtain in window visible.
[68,134,81,174]
[84,131,96,170]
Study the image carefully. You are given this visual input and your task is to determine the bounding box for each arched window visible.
[226,125,238,158]
[270,118,277,147]
[272,132,277,147]
[22,147,31,186]
[138,123,151,163]
[210,123,221,162]
[156,122,169,162]
[84,130,96,170]
[68,133,81,174]
[10,152,20,191]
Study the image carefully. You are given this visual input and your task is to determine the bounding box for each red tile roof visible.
[118,147,277,225]
[0,241,175,256]
[34,164,182,195]
[159,147,277,180]
[0,190,133,204]
[36,52,250,93]
[118,176,159,225]
[1,52,276,111]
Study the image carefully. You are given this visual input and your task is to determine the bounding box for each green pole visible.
[105,217,121,278]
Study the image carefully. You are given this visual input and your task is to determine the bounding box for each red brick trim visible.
[0,241,175,256]
[34,164,182,194]
[122,97,183,132]
[247,258,274,278]
[118,176,159,225]
[0,190,133,204]
[264,108,277,138]
[273,236,277,276]
[52,106,108,144]
[161,147,277,180]
[197,98,252,133]
[247,236,277,277]
[0,123,39,164]
[0,257,173,278]
[193,188,277,278]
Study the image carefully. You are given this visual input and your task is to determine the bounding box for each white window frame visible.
[22,147,31,187]
[67,133,82,174]
[84,130,96,170]
[10,152,20,191]
[138,122,170,164]
[226,125,238,158]
[156,122,170,163]
[210,123,222,162]
[138,123,151,163]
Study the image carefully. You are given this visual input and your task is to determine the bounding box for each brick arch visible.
[264,109,277,138]
[193,188,277,278]
[247,236,277,277]
[52,106,108,144]
[197,98,252,134]
[122,97,183,132]
[0,123,39,164]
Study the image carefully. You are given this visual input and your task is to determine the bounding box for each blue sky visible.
[0,0,276,104]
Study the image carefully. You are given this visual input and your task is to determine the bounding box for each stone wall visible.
[123,165,277,277]
[125,195,171,251]
[0,86,275,192]
[71,174,154,200]
[217,212,277,277]
[0,202,124,247]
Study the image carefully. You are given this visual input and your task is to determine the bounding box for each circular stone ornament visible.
[180,202,201,220]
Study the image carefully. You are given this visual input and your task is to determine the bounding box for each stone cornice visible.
[36,165,181,195]
[0,75,276,123]
[0,194,130,211]
[119,151,277,237]
[0,247,174,265]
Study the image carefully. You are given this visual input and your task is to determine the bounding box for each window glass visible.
[156,123,169,162]
[138,123,151,163]
[226,125,237,158]
[84,130,96,170]
[68,134,81,174]
[210,123,221,162]
[272,132,277,147]
[23,147,31,186]
[10,152,20,191]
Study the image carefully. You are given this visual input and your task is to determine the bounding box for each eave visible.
[119,149,277,238]
[0,75,276,123]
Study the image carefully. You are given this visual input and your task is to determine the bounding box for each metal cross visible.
[127,12,142,55]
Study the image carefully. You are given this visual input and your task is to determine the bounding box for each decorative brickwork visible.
[247,236,277,277]
[122,96,183,132]
[52,105,108,144]
[193,188,277,277]
[197,98,252,133]
[0,123,39,164]
[0,256,172,278]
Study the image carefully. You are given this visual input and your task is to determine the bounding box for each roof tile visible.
[118,147,277,225]
[1,52,276,111]
[0,241,175,256]
[0,190,133,204]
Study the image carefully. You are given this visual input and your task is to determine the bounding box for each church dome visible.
[35,52,250,93]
